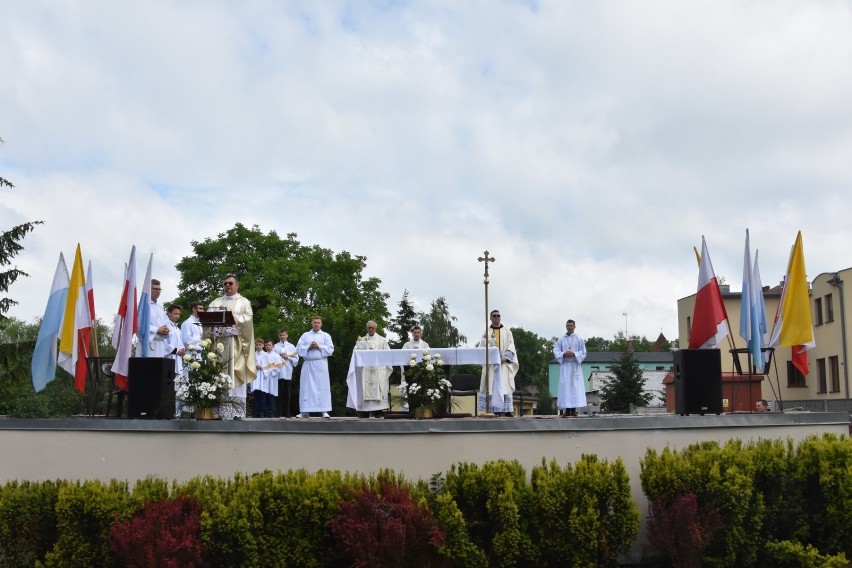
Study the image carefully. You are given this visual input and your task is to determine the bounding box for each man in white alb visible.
[399,326,430,411]
[274,329,299,418]
[553,319,587,417]
[145,279,170,357]
[165,303,187,417]
[181,301,204,350]
[296,316,334,418]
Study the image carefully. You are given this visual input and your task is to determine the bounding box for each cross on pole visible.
[478,251,495,414]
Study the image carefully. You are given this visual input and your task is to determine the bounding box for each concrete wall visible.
[2,412,848,564]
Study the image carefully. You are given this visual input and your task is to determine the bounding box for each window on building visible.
[830,356,840,392]
[825,294,834,323]
[686,316,691,342]
[656,366,665,371]
[817,358,827,393]
[787,361,806,387]
[591,366,600,371]
[814,297,823,326]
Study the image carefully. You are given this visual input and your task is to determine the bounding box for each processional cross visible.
[478,250,495,414]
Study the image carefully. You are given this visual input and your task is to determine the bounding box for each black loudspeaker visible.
[128,357,175,419]
[674,349,723,415]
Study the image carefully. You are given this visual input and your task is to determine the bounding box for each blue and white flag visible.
[32,253,70,392]
[136,253,154,357]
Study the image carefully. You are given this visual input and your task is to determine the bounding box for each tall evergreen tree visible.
[388,289,418,349]
[599,351,653,413]
[1,138,42,316]
[419,296,466,348]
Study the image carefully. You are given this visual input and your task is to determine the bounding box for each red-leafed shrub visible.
[646,491,722,568]
[329,477,445,567]
[109,495,206,568]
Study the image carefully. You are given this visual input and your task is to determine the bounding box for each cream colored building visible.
[677,268,852,407]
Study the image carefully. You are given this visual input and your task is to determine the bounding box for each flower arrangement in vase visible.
[175,338,241,418]
[398,350,452,417]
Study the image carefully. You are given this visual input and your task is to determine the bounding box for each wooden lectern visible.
[198,309,235,330]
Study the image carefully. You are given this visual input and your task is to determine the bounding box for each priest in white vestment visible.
[553,319,587,417]
[209,274,256,419]
[349,320,393,417]
[476,309,519,415]
[296,316,334,418]
[145,279,170,357]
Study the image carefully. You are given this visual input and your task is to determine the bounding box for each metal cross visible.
[478,250,495,283]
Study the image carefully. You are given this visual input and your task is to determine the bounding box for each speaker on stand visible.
[128,357,176,419]
[673,349,723,415]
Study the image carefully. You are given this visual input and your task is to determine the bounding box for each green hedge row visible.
[0,457,636,567]
[640,434,852,567]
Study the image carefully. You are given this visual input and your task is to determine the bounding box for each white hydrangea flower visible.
[426,364,434,371]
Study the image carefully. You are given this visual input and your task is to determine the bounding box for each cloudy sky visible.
[2,1,852,345]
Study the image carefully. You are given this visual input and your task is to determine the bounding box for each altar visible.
[345,347,503,412]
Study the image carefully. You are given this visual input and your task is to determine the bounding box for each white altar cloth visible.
[345,348,503,411]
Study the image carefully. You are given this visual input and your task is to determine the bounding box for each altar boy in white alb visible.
[296,316,334,418]
[553,319,587,417]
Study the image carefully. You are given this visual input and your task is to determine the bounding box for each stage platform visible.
[3,412,848,563]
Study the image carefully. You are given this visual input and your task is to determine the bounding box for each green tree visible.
[599,351,653,413]
[419,296,466,348]
[173,223,390,415]
[510,327,551,391]
[388,289,418,349]
[609,331,655,353]
[1,138,43,316]
[585,336,611,352]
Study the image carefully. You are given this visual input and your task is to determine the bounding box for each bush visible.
[110,496,205,568]
[0,479,68,566]
[641,435,852,567]
[646,492,722,568]
[530,455,639,567]
[42,480,135,567]
[329,473,445,567]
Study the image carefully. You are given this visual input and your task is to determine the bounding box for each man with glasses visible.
[209,274,256,419]
[477,309,519,416]
[145,279,170,357]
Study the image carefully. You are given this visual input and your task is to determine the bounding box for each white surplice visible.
[146,300,169,357]
[274,341,299,381]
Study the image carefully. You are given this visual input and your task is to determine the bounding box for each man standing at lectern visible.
[209,274,256,419]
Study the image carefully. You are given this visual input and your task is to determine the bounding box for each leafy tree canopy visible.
[173,223,390,414]
[509,326,552,392]
[418,296,466,348]
[586,331,657,353]
[599,351,653,413]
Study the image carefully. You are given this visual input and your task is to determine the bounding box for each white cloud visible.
[3,1,852,346]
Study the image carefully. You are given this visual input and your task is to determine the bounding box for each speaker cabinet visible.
[128,357,175,419]
[673,349,722,415]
